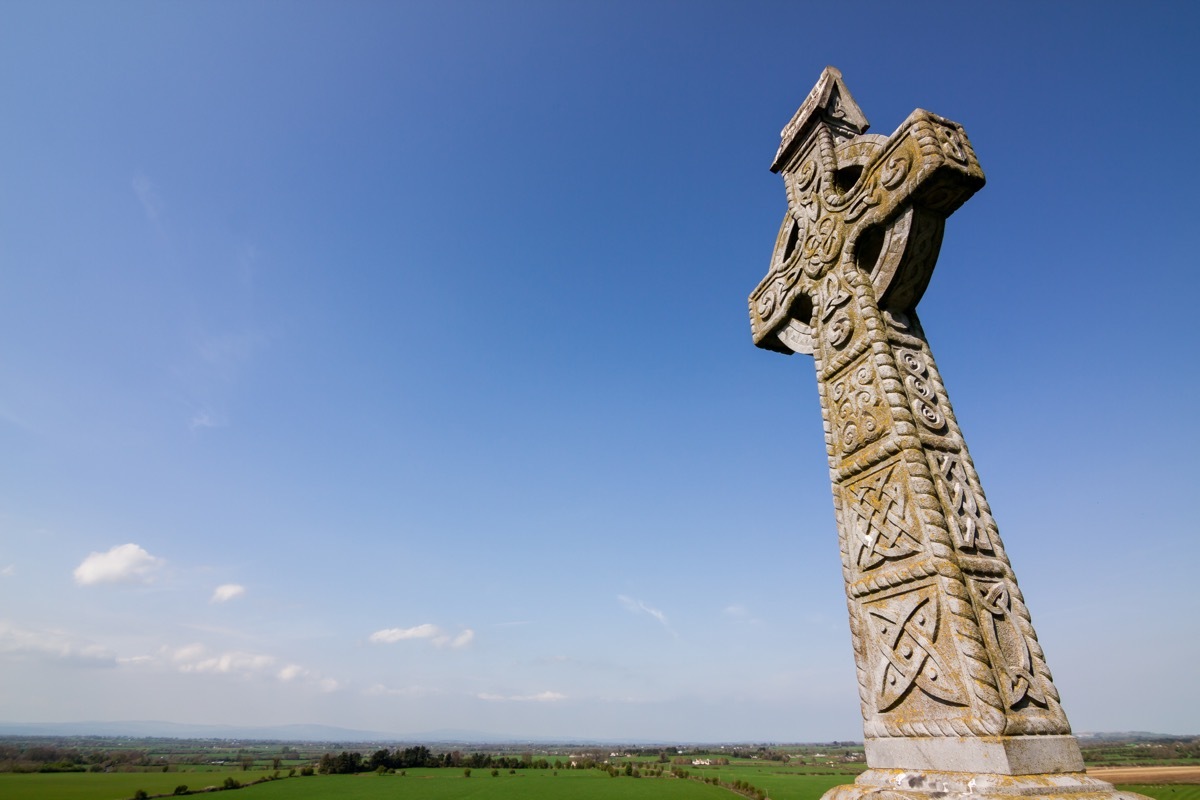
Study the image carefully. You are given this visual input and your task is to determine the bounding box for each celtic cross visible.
[748,68,1105,785]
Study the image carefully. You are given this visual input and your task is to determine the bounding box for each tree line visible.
[317,746,563,774]
[0,743,153,773]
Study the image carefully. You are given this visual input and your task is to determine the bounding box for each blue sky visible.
[1,1,1197,742]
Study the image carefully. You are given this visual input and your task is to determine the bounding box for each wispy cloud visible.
[448,629,474,648]
[152,643,336,690]
[365,683,442,698]
[0,621,116,666]
[279,664,339,692]
[210,584,246,603]
[194,331,268,380]
[478,691,566,703]
[722,604,764,626]
[1,564,14,578]
[617,594,674,635]
[369,623,440,643]
[74,543,163,586]
[369,624,474,649]
[131,172,163,221]
[180,330,269,431]
[189,410,226,431]
[185,651,274,675]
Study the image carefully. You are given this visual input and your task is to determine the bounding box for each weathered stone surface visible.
[748,67,1149,800]
[825,769,1150,800]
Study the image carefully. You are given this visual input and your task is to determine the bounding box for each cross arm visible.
[750,108,986,355]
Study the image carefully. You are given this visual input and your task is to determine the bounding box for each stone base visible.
[820,769,1154,800]
[864,736,1085,775]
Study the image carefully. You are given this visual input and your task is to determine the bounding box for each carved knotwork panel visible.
[863,585,968,713]
[843,460,923,573]
[972,579,1048,711]
[933,451,996,553]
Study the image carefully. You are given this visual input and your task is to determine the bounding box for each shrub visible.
[491,769,499,777]
[223,777,241,790]
[463,768,471,777]
[133,791,149,800]
[174,786,189,795]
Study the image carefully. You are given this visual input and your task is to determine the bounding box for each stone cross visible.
[749,67,1144,800]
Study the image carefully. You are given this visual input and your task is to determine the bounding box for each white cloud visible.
[115,643,338,692]
[274,665,338,692]
[211,584,246,603]
[369,623,440,644]
[170,643,207,664]
[117,655,153,665]
[369,624,474,648]
[74,543,163,586]
[191,652,274,675]
[446,629,474,649]
[1,564,14,577]
[478,691,566,703]
[618,594,673,632]
[170,643,274,676]
[278,664,304,681]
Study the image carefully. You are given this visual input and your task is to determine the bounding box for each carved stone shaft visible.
[747,68,1130,789]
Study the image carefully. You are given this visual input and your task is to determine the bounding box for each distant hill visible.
[0,721,401,742]
[1,721,1192,746]
[0,721,597,744]
[1077,731,1198,742]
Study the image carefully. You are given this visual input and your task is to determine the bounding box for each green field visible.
[0,768,268,800]
[679,764,860,800]
[0,769,739,800]
[1121,787,1200,800]
[3,768,1197,800]
[248,770,728,800]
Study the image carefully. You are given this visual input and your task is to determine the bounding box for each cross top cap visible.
[772,66,870,173]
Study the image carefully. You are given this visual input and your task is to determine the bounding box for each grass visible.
[0,768,264,800]
[245,769,728,800]
[3,766,1196,800]
[694,767,861,800]
[1119,787,1200,800]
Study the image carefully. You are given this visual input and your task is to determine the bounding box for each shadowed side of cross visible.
[749,66,984,355]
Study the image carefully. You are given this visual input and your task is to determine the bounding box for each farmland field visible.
[0,768,268,800]
[682,764,862,800]
[1089,768,1200,784]
[247,769,729,799]
[1120,787,1200,800]
[3,763,1198,800]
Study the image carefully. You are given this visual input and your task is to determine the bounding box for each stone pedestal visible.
[825,769,1146,800]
